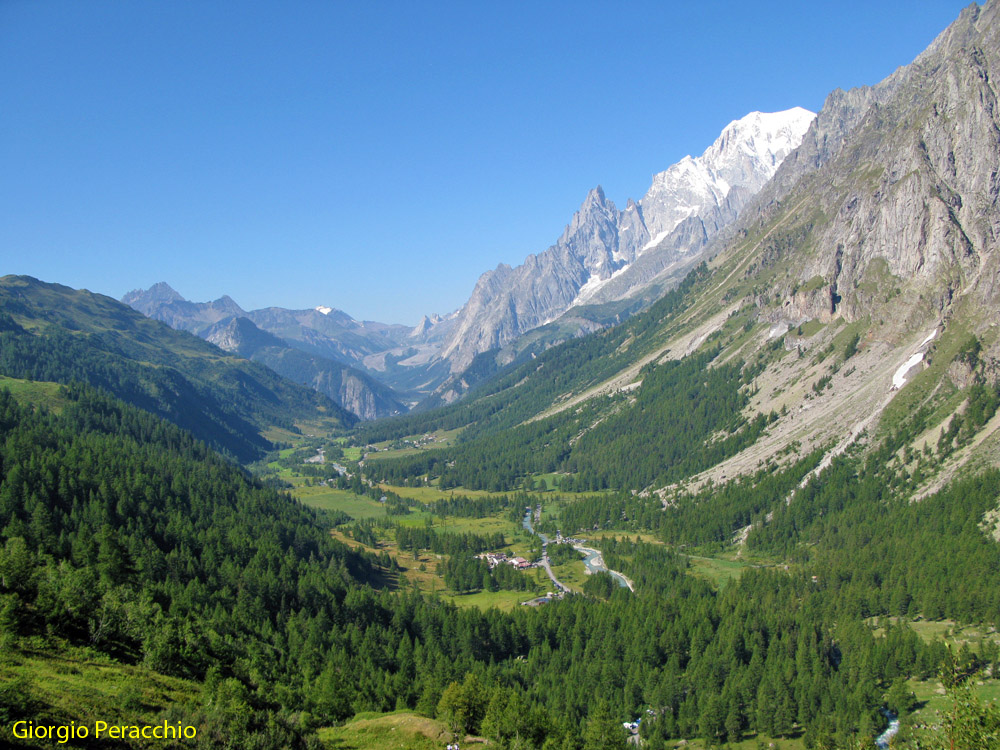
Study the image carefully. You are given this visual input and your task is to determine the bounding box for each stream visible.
[522,509,632,591]
[875,709,899,749]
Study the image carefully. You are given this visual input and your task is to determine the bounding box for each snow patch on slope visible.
[891,330,937,389]
[571,264,631,307]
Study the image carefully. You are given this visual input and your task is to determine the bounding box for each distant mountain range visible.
[124,108,813,413]
[436,107,815,373]
[122,284,409,420]
[0,275,352,460]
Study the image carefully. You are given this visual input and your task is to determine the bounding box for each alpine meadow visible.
[5,3,1000,749]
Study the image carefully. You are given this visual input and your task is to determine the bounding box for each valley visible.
[4,2,1000,749]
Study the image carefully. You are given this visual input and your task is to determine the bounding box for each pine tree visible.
[583,701,627,750]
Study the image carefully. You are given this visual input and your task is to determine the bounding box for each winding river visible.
[522,508,633,591]
[575,545,634,591]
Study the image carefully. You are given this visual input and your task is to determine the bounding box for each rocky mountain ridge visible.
[588,0,1000,489]
[436,107,816,372]
[125,108,813,408]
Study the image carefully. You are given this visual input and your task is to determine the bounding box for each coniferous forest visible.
[2,369,999,748]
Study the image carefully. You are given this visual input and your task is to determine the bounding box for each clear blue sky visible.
[0,1,970,324]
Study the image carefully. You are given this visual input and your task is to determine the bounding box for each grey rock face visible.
[205,316,407,421]
[441,186,624,365]
[205,316,285,353]
[440,108,816,371]
[737,1,1000,331]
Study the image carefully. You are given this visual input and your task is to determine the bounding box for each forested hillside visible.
[354,264,711,447]
[2,382,984,749]
[0,276,351,461]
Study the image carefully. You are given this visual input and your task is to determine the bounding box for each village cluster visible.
[474,551,533,569]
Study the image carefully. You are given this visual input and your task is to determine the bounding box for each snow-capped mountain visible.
[631,108,816,262]
[438,108,816,371]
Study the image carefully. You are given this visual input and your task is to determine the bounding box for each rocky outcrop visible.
[440,185,623,367]
[205,316,285,353]
[735,1,1000,334]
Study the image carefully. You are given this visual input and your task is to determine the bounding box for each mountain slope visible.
[204,316,407,420]
[0,275,352,461]
[677,0,1000,486]
[360,0,1000,510]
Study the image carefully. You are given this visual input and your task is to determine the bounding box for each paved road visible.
[523,509,570,593]
[539,550,570,593]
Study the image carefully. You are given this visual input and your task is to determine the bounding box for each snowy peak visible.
[700,107,817,187]
[640,108,816,247]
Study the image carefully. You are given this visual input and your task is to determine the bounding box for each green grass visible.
[423,515,515,534]
[685,554,750,587]
[441,589,538,611]
[261,424,306,443]
[583,530,663,545]
[797,319,825,338]
[875,618,1000,651]
[329,510,543,610]
[549,560,588,593]
[676,736,805,750]
[294,487,389,520]
[432,428,464,446]
[0,639,200,749]
[376,483,500,502]
[634,730,808,750]
[317,711,477,750]
[0,376,69,412]
[532,472,567,491]
[370,428,465,459]
[908,677,1000,730]
[871,619,1000,738]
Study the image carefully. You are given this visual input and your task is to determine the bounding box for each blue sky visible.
[0,1,970,324]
